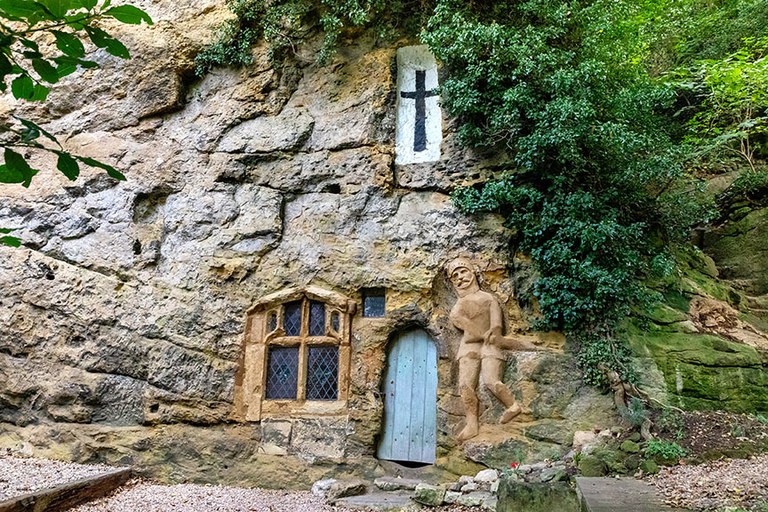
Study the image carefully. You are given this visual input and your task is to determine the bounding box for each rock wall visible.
[0,0,620,486]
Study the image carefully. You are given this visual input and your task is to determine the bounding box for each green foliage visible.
[719,168,768,212]
[193,0,751,389]
[0,1,153,98]
[0,0,151,246]
[677,0,768,64]
[672,36,768,170]
[0,228,20,248]
[656,408,685,440]
[195,0,425,74]
[645,439,687,460]
[437,0,709,385]
[624,396,649,427]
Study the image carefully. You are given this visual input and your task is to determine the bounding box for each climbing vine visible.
[429,0,708,385]
[195,0,427,74]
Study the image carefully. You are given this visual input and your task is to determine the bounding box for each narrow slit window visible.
[362,288,386,317]
[330,311,340,333]
[267,311,278,333]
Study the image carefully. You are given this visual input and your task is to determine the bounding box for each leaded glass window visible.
[265,346,299,399]
[241,287,354,421]
[306,347,339,400]
[284,301,302,336]
[363,288,386,317]
[309,300,326,336]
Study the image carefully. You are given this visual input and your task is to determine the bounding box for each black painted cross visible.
[400,70,437,152]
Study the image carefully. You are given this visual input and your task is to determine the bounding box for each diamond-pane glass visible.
[284,301,302,336]
[265,346,299,399]
[309,301,326,336]
[306,347,338,400]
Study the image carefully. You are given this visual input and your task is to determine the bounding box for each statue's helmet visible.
[445,257,474,277]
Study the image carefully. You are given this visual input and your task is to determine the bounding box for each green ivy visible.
[671,36,768,171]
[195,0,426,74]
[433,0,711,385]
[645,439,687,460]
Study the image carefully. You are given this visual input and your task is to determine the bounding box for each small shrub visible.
[656,408,685,440]
[730,424,747,438]
[719,169,768,209]
[645,440,687,461]
[624,397,649,428]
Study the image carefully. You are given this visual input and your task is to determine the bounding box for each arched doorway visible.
[377,329,437,464]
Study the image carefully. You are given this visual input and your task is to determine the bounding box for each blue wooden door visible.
[377,329,437,463]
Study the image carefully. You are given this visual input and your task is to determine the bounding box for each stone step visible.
[0,468,131,512]
[334,490,415,511]
[575,476,684,512]
[374,476,423,491]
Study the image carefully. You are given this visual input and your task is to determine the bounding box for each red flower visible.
[509,462,520,469]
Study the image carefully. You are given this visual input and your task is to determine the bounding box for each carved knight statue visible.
[446,257,541,442]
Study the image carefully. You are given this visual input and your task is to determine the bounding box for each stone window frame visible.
[235,286,356,421]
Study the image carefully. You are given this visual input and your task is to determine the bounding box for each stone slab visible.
[334,491,415,511]
[374,476,423,491]
[575,477,681,512]
[0,468,131,512]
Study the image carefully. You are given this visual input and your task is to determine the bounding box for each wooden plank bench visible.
[0,468,131,512]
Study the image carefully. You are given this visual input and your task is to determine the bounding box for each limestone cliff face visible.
[3,0,765,488]
[0,0,618,485]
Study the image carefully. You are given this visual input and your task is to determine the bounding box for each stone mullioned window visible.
[235,286,356,421]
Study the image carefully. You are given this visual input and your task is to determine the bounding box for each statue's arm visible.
[493,333,541,351]
[483,298,504,343]
[486,297,542,351]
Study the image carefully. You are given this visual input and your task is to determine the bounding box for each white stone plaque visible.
[395,45,442,165]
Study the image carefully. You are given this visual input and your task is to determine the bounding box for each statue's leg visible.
[457,356,481,442]
[481,357,521,424]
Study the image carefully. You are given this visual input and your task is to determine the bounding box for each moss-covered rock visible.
[628,331,768,413]
[497,479,579,512]
[703,207,768,297]
[578,455,607,477]
[641,304,689,325]
[639,459,659,474]
[620,440,641,454]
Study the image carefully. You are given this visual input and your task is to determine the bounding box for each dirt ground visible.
[650,410,768,511]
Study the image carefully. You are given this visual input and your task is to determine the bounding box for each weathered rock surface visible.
[413,483,445,506]
[2,0,766,490]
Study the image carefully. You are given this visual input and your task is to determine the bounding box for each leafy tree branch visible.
[0,0,152,246]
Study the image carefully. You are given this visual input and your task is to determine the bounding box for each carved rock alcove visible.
[235,286,357,422]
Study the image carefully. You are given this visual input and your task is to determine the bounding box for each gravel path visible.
[71,480,340,512]
[653,455,768,510]
[0,454,113,500]
[0,455,474,512]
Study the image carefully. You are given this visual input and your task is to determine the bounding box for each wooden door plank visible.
[423,337,437,462]
[391,332,414,461]
[408,330,427,461]
[377,340,399,460]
